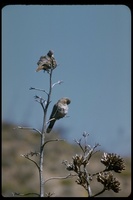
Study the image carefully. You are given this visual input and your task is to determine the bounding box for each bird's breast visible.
[56,104,68,119]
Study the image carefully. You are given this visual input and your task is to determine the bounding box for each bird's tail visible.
[46,120,56,133]
[36,65,44,72]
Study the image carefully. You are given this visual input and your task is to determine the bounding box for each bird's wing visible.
[51,58,57,68]
[49,103,58,120]
[37,55,51,66]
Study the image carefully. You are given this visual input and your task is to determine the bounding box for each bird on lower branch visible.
[47,97,71,133]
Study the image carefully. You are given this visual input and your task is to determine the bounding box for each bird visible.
[46,97,71,133]
[36,50,57,72]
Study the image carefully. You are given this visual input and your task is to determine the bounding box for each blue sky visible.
[2,5,131,156]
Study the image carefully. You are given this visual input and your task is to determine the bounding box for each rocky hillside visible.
[2,122,131,197]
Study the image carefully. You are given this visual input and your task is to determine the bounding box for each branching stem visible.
[41,138,65,151]
[14,126,41,135]
[39,69,53,197]
[92,188,106,197]
[21,154,40,172]
[12,192,40,197]
[29,87,48,95]
[44,173,77,185]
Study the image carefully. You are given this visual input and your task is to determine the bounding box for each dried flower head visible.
[62,160,74,171]
[101,153,125,173]
[66,163,74,171]
[97,172,120,193]
[76,171,88,189]
[72,154,88,170]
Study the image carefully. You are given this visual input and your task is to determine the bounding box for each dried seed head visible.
[97,172,121,193]
[101,153,125,173]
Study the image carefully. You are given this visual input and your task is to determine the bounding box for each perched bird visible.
[36,50,57,72]
[47,98,71,133]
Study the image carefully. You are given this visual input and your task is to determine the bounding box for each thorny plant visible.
[13,50,125,197]
[62,132,125,197]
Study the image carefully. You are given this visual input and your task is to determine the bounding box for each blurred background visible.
[2,5,131,197]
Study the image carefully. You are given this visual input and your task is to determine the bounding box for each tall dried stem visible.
[39,69,53,197]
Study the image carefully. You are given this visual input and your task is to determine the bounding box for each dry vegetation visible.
[2,122,131,197]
